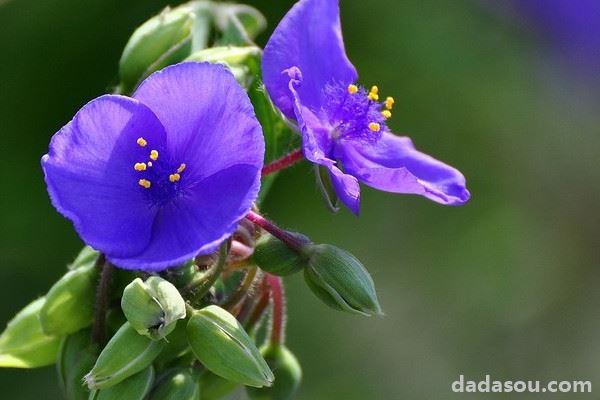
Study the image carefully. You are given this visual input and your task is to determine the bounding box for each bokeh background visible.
[1,0,599,398]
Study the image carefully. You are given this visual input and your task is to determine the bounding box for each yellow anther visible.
[150,150,159,161]
[368,92,379,101]
[134,162,147,171]
[169,173,181,183]
[370,85,379,95]
[177,163,186,173]
[385,96,395,110]
[136,137,147,147]
[368,122,381,132]
[381,110,392,119]
[138,179,151,189]
[347,84,358,94]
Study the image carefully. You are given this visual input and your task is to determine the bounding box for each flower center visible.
[133,137,186,205]
[322,82,394,143]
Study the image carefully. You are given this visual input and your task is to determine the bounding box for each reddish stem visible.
[266,274,285,345]
[261,148,303,177]
[245,211,306,252]
[245,283,271,329]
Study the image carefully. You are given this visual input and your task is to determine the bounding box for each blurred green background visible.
[1,0,599,398]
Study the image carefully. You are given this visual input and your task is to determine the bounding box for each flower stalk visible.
[266,274,285,345]
[261,148,303,177]
[91,255,111,345]
[245,211,307,253]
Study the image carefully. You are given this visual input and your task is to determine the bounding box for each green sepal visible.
[304,244,382,316]
[252,233,310,276]
[57,329,99,400]
[187,305,273,388]
[212,3,266,45]
[85,322,165,390]
[118,4,199,94]
[89,365,154,400]
[40,261,98,336]
[199,371,239,400]
[0,297,61,368]
[121,276,186,340]
[247,344,302,400]
[314,164,340,213]
[69,246,99,270]
[149,368,200,400]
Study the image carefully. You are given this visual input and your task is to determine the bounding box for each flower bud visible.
[148,368,200,400]
[187,305,273,388]
[121,276,186,340]
[119,5,199,93]
[57,329,98,400]
[198,371,239,400]
[247,344,302,400]
[69,246,99,270]
[153,319,190,368]
[212,3,266,45]
[0,297,61,368]
[90,366,154,400]
[252,234,310,276]
[186,46,261,86]
[40,260,98,335]
[85,322,165,390]
[304,244,382,316]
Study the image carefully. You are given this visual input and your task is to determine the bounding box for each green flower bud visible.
[186,46,261,86]
[304,244,382,316]
[247,344,302,400]
[187,305,273,388]
[252,233,310,276]
[212,3,266,45]
[119,5,199,93]
[85,322,165,390]
[69,246,99,270]
[149,368,200,400]
[198,371,239,400]
[0,297,61,368]
[121,276,186,340]
[89,366,154,400]
[57,329,99,400]
[154,319,190,368]
[40,261,98,335]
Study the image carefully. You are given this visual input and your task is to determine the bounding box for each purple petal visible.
[42,95,166,257]
[109,164,260,271]
[133,62,264,182]
[286,72,361,213]
[262,0,358,119]
[337,133,470,205]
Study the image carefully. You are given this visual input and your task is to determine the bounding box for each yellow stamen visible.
[347,84,358,94]
[138,179,151,189]
[177,163,186,173]
[134,162,147,171]
[381,110,392,119]
[368,85,379,101]
[385,96,395,110]
[136,137,147,147]
[169,173,181,183]
[150,150,159,161]
[368,122,381,132]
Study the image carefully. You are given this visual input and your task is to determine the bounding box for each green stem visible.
[182,241,229,302]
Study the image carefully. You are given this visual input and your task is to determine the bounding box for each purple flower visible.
[42,62,264,271]
[262,0,470,214]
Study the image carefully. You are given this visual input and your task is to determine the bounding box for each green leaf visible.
[0,297,61,368]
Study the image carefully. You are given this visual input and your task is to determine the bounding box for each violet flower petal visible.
[262,0,357,119]
[109,164,260,271]
[42,95,165,257]
[337,133,470,205]
[133,62,264,182]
